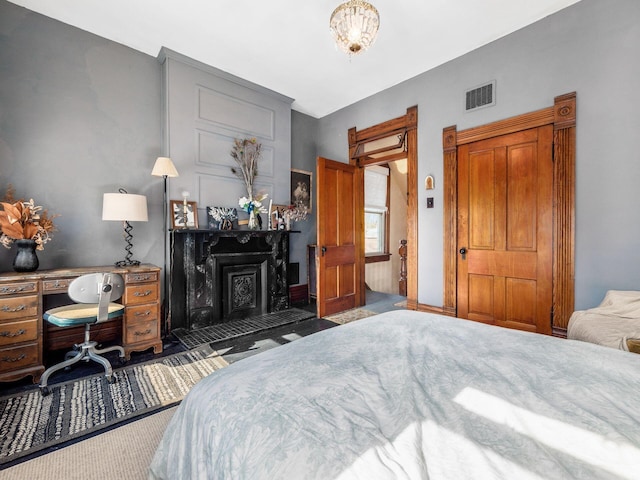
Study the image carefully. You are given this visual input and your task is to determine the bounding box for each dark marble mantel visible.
[169,229,292,332]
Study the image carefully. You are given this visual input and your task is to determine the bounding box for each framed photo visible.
[170,200,198,229]
[207,206,237,230]
[270,204,288,230]
[291,169,312,213]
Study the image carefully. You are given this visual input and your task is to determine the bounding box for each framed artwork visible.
[207,206,237,230]
[170,200,198,229]
[291,169,312,213]
[270,204,288,230]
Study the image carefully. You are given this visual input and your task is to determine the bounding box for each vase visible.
[13,239,39,272]
[248,210,259,230]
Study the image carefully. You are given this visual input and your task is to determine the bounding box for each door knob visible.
[321,246,327,256]
[459,247,467,260]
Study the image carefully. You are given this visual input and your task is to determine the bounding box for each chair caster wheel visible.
[40,386,50,396]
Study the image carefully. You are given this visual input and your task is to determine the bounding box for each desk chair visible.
[40,272,126,395]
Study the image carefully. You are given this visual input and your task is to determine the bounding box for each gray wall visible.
[316,0,640,310]
[0,1,163,271]
[290,110,319,287]
[2,0,639,312]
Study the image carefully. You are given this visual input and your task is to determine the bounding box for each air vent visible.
[465,81,496,111]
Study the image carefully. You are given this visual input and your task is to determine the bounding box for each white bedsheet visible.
[149,310,640,480]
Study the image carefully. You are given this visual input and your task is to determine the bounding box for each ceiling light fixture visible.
[330,0,380,56]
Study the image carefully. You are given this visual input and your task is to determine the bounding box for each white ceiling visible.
[9,0,582,118]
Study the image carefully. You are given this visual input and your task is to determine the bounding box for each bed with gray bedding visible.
[149,310,640,479]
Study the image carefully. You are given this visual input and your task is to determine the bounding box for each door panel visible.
[316,157,363,318]
[458,126,553,334]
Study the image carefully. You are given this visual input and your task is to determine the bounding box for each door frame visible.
[348,106,418,309]
[443,92,576,335]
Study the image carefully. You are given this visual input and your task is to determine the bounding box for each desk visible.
[0,264,162,384]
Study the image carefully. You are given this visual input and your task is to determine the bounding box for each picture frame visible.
[207,206,237,230]
[290,169,312,213]
[170,200,198,229]
[270,204,289,230]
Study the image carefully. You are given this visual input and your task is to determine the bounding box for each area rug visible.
[0,345,227,467]
[325,308,378,325]
[172,308,316,349]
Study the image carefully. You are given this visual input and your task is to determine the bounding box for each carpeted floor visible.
[0,344,227,467]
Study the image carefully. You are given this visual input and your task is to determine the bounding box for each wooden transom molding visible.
[442,93,576,334]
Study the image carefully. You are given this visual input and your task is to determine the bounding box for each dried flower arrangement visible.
[0,185,57,250]
[230,137,262,199]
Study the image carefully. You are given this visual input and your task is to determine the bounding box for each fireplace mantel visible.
[169,229,293,332]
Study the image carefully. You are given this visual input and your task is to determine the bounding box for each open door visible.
[316,157,363,318]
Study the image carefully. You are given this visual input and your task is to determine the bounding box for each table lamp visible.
[102,189,149,267]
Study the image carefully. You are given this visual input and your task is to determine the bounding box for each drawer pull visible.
[134,329,152,336]
[1,304,26,313]
[0,329,26,338]
[0,286,26,294]
[2,353,26,363]
[133,290,152,297]
[134,310,152,317]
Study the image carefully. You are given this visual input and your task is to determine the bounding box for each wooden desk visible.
[0,264,162,384]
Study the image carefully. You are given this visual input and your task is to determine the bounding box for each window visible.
[364,165,390,261]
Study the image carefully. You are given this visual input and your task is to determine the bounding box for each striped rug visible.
[0,345,227,466]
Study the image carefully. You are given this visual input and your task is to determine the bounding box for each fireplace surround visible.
[169,230,291,332]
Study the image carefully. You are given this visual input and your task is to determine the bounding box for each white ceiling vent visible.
[465,80,496,111]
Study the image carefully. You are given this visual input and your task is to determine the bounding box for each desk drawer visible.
[0,282,38,296]
[125,271,159,284]
[125,319,159,345]
[0,318,39,346]
[125,303,159,324]
[0,343,39,374]
[42,278,73,293]
[123,283,159,306]
[0,295,39,321]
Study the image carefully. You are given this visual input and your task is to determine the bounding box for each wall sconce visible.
[425,175,435,190]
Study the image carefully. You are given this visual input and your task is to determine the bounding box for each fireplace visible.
[170,230,290,332]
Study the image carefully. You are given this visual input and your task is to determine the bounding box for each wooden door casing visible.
[316,157,362,318]
[457,127,553,334]
[443,92,576,336]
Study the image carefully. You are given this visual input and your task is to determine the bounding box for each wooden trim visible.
[365,253,391,264]
[552,92,576,330]
[443,92,576,331]
[456,107,554,145]
[349,106,419,310]
[442,126,458,317]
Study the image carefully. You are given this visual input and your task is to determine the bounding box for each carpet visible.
[325,308,378,324]
[0,345,227,467]
[172,308,316,349]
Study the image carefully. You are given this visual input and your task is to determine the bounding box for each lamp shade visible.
[151,157,179,177]
[102,193,148,222]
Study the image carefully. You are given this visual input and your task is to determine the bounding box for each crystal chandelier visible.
[330,0,380,56]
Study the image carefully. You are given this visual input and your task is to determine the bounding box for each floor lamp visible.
[152,157,179,339]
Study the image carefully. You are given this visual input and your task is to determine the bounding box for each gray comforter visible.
[149,310,640,479]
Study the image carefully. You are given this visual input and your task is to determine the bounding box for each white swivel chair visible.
[39,272,126,395]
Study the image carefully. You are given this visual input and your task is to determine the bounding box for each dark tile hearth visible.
[171,307,316,349]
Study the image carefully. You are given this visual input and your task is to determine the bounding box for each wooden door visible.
[457,126,553,334]
[316,157,363,318]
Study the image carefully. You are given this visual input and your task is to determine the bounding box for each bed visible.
[149,310,640,479]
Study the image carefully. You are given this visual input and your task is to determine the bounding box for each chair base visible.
[40,340,126,395]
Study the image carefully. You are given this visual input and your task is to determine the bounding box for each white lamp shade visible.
[102,193,149,222]
[151,157,179,177]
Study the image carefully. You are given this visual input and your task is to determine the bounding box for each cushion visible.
[44,303,124,327]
